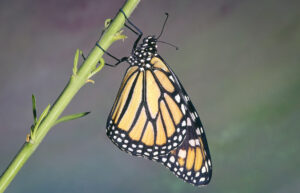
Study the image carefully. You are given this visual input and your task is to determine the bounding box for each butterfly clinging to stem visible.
[98,9,212,186]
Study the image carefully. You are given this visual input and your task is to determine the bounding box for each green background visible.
[0,0,299,192]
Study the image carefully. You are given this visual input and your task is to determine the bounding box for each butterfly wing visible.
[155,126,212,186]
[106,58,189,158]
[152,55,212,186]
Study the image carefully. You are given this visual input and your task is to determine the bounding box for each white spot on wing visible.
[175,94,180,103]
[170,156,175,163]
[181,104,186,115]
[178,135,183,141]
[178,149,186,158]
[187,118,192,126]
[195,112,198,118]
[196,128,201,135]
[191,113,196,121]
[169,76,175,82]
[189,139,195,147]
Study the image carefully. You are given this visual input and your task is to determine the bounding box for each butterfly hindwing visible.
[155,126,212,186]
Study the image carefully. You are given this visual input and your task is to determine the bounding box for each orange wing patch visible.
[194,147,203,171]
[118,72,143,131]
[156,113,167,145]
[186,147,195,170]
[154,70,175,93]
[120,66,139,91]
[160,100,175,137]
[151,57,170,72]
[164,93,182,125]
[146,70,160,119]
[112,71,138,122]
[141,122,154,146]
[129,107,147,140]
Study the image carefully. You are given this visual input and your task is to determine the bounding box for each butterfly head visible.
[128,36,158,67]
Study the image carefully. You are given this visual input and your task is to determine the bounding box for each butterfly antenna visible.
[157,40,179,50]
[157,13,169,39]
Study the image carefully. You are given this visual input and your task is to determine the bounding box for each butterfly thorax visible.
[128,36,158,69]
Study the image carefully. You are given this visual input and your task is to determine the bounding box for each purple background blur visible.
[1,0,300,192]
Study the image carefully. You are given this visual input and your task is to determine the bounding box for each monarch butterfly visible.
[102,10,212,186]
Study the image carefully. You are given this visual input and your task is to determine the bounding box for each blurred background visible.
[0,0,299,192]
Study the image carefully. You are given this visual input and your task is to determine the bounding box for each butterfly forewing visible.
[107,57,189,158]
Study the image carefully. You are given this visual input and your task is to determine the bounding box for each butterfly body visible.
[106,35,212,186]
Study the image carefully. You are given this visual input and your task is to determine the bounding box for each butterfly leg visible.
[81,47,128,68]
[119,9,143,52]
[90,9,143,67]
[81,9,142,67]
[95,42,128,67]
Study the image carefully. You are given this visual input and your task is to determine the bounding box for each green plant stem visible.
[0,0,140,192]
